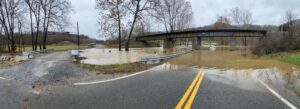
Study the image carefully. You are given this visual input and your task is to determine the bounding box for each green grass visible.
[81,63,158,74]
[24,44,89,52]
[277,52,300,65]
[0,61,19,68]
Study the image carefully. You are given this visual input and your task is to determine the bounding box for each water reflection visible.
[153,63,184,71]
[168,50,298,73]
[167,49,300,98]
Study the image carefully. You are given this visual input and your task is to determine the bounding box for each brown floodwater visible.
[168,50,299,73]
[80,46,192,65]
[80,48,163,65]
[166,49,300,98]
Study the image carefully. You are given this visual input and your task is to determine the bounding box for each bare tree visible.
[96,0,126,51]
[25,0,42,51]
[230,7,253,27]
[149,0,193,32]
[229,7,253,55]
[16,6,27,52]
[40,0,71,49]
[134,17,152,36]
[25,0,35,51]
[214,15,231,46]
[230,8,241,26]
[241,9,253,26]
[124,0,158,51]
[0,0,23,52]
[25,0,71,51]
[284,10,297,49]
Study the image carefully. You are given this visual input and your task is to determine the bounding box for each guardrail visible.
[141,50,192,64]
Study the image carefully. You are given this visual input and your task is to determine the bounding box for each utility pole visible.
[77,22,80,50]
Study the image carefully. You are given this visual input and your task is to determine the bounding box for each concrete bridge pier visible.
[163,38,175,49]
[192,37,202,50]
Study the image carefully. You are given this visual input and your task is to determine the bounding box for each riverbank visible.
[277,52,300,65]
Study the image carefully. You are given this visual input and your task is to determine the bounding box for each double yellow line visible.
[175,70,205,109]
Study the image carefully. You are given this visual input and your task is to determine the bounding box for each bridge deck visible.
[136,29,267,41]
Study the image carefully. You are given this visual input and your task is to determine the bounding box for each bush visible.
[252,32,300,55]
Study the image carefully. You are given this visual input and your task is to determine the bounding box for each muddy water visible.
[168,50,298,73]
[166,49,300,99]
[80,48,164,65]
[80,46,193,65]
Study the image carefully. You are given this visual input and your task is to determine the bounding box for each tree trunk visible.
[125,2,140,51]
[125,15,138,51]
[117,4,122,51]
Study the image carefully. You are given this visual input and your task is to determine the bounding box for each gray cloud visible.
[68,0,300,40]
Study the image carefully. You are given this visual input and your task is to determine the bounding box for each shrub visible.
[252,32,300,55]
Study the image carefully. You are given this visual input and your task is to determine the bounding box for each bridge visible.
[136,29,267,50]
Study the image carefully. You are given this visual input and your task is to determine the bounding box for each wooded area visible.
[0,0,71,53]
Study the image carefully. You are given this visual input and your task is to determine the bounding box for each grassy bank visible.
[81,62,158,74]
[274,52,300,65]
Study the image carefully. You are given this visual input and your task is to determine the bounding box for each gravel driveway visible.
[0,52,95,86]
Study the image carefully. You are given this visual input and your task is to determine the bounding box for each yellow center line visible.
[184,71,205,109]
[175,70,202,109]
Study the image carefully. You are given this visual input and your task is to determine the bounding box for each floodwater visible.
[168,50,298,73]
[80,46,192,65]
[80,48,163,65]
[165,49,300,98]
[81,46,300,98]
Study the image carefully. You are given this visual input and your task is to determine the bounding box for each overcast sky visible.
[68,0,300,40]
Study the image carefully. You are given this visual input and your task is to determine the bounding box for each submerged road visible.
[2,64,296,109]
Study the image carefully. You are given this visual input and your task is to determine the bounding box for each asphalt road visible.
[1,64,298,109]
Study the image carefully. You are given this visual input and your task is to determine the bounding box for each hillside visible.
[21,32,97,45]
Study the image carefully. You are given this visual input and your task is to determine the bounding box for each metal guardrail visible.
[141,50,192,64]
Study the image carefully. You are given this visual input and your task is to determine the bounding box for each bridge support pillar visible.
[163,38,175,51]
[192,37,202,50]
[163,38,175,49]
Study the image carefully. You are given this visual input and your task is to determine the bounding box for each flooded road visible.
[9,63,299,109]
[169,50,298,73]
[166,49,300,99]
